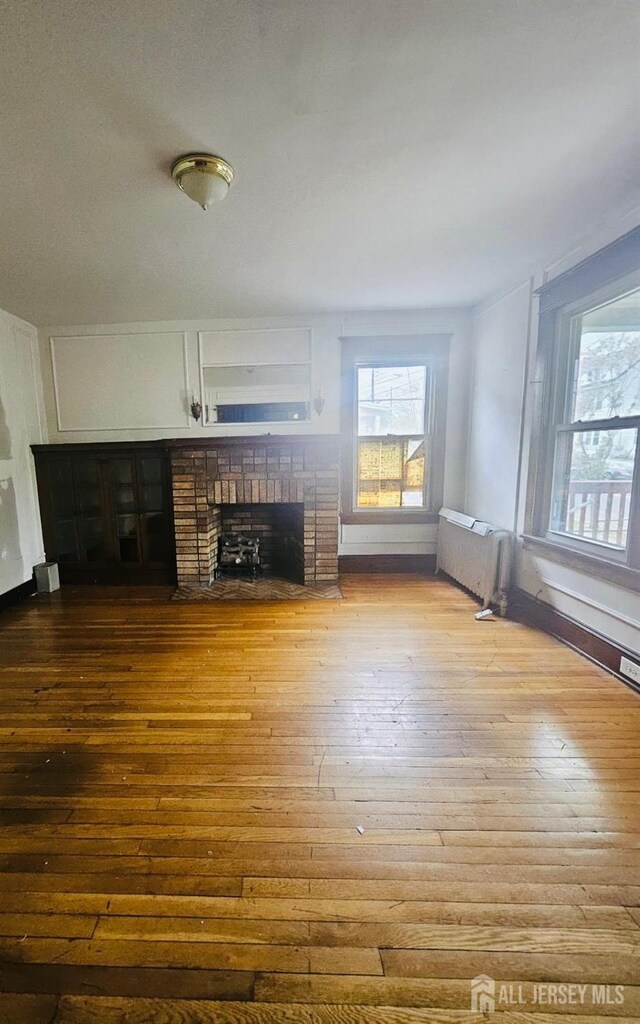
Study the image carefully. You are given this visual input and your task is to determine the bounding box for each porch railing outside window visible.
[565,479,632,548]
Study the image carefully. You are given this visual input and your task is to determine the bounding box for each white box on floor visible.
[34,561,60,593]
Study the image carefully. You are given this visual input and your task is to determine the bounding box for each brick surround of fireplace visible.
[170,436,340,587]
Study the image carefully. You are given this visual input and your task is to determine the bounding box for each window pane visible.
[357,438,425,508]
[571,288,640,421]
[357,365,426,435]
[550,428,637,549]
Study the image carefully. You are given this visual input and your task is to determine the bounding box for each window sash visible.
[561,300,640,426]
[555,414,640,433]
[355,435,428,510]
[356,364,428,437]
[547,423,638,560]
[543,282,640,568]
[353,362,431,512]
[341,335,450,524]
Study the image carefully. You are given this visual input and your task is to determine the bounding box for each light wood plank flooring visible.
[0,574,638,1022]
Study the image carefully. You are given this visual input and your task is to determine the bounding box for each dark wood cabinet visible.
[32,443,175,583]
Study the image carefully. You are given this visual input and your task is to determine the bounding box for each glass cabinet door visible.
[74,458,109,563]
[111,458,141,563]
[116,513,141,562]
[112,458,137,514]
[138,456,163,511]
[137,456,170,565]
[48,458,80,562]
[35,447,174,580]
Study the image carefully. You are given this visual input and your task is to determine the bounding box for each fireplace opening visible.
[216,503,305,584]
[218,533,261,578]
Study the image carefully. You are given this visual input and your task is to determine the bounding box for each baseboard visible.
[339,554,436,574]
[510,587,640,693]
[58,566,176,585]
[0,576,37,613]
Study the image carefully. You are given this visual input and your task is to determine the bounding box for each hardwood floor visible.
[0,574,638,1022]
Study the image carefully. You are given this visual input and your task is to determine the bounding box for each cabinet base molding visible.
[57,567,176,585]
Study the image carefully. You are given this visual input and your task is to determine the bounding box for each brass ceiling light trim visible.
[171,153,234,186]
[171,153,234,211]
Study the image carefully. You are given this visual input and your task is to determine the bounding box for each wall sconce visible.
[190,397,203,422]
[313,390,325,416]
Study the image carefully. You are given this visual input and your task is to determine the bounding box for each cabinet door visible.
[137,455,172,566]
[110,458,141,563]
[73,458,111,564]
[46,457,81,563]
[35,447,175,582]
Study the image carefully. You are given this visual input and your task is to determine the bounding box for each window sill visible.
[522,534,640,593]
[341,510,440,526]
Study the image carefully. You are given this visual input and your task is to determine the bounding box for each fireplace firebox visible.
[217,534,261,578]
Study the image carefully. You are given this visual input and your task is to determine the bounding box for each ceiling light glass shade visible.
[179,168,229,209]
[171,154,234,211]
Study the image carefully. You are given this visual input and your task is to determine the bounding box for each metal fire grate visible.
[217,534,261,579]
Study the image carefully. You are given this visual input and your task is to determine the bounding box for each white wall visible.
[0,307,46,597]
[465,209,640,654]
[40,308,473,558]
[465,279,533,531]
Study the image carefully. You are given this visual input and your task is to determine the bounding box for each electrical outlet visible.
[620,656,640,686]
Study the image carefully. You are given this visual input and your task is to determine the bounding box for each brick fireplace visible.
[169,436,340,587]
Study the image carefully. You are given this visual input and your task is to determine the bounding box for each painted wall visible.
[0,307,46,598]
[39,308,473,557]
[465,210,640,654]
[465,279,532,531]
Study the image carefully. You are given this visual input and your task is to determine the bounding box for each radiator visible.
[436,508,513,616]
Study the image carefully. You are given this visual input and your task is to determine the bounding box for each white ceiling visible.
[1,0,639,326]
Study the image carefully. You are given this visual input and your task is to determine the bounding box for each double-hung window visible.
[527,227,640,584]
[341,336,449,523]
[356,364,429,509]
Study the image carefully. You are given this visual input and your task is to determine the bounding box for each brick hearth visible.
[169,436,340,587]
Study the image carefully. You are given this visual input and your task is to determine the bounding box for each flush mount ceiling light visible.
[171,153,234,211]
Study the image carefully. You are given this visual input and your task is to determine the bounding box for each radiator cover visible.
[437,508,513,615]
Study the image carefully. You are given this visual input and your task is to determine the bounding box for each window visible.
[582,430,600,448]
[549,288,639,554]
[356,365,428,509]
[341,336,449,523]
[527,227,640,584]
